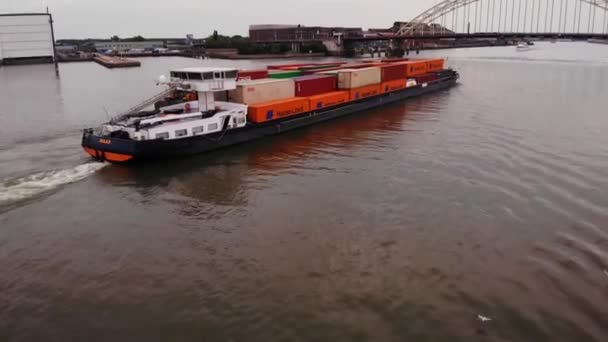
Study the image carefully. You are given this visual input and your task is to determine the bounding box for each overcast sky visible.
[0,0,432,39]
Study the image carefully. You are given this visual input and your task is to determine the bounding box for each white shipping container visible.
[229,78,295,105]
[336,67,381,89]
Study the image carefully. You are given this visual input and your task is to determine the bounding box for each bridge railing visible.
[396,0,608,37]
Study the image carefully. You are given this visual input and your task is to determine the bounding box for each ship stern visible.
[81,128,137,163]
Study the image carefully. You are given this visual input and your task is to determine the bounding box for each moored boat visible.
[516,42,531,51]
[82,60,459,163]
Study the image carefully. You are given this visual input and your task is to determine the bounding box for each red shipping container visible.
[381,58,410,63]
[237,69,268,80]
[380,63,407,82]
[293,75,337,96]
[302,66,344,75]
[341,62,379,69]
[267,63,311,70]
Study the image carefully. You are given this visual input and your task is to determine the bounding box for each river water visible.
[1,42,607,341]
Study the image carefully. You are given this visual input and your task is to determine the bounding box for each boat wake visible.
[0,162,106,207]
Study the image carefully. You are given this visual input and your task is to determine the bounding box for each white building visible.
[94,41,165,52]
[0,13,56,65]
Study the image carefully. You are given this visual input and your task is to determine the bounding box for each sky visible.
[0,0,431,39]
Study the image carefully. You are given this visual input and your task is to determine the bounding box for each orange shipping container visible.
[381,79,406,93]
[349,84,381,101]
[399,61,428,77]
[308,91,350,110]
[426,58,445,72]
[248,97,310,123]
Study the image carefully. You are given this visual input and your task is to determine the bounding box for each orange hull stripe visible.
[83,147,133,162]
[84,147,97,158]
[104,151,133,162]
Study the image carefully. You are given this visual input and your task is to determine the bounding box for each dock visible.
[588,38,608,45]
[93,54,141,68]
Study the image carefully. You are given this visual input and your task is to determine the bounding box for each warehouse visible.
[94,41,165,52]
[0,13,56,65]
[249,24,362,43]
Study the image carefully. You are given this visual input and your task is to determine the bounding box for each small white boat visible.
[516,42,530,51]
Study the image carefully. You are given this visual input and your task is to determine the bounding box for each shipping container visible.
[248,97,310,123]
[267,63,311,70]
[237,69,268,81]
[298,62,345,71]
[314,69,342,75]
[336,67,381,89]
[269,62,343,70]
[349,84,381,101]
[381,79,406,93]
[341,62,383,69]
[380,63,408,82]
[278,65,314,71]
[399,61,429,77]
[230,78,294,105]
[308,91,350,110]
[301,68,337,75]
[294,75,337,97]
[268,70,303,79]
[426,58,445,72]
[381,58,410,63]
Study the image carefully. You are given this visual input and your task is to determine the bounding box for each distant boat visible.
[516,42,531,51]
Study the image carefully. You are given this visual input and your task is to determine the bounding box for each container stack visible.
[333,67,382,101]
[268,70,303,79]
[237,69,268,81]
[230,78,295,105]
[229,58,448,124]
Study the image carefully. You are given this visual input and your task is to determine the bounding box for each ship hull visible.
[82,73,458,163]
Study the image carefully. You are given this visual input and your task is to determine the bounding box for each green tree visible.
[110,35,120,42]
[213,30,218,41]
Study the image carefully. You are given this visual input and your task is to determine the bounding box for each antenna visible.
[102,106,111,121]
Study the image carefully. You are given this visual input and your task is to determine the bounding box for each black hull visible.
[82,73,458,162]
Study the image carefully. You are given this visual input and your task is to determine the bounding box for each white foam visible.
[0,162,107,205]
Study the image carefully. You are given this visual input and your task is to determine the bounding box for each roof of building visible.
[0,12,51,17]
[249,24,298,30]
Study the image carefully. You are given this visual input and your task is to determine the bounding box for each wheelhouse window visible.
[187,72,202,80]
[192,126,204,135]
[175,129,188,137]
[155,132,169,139]
[225,70,238,79]
[208,123,218,131]
[171,72,187,79]
[203,72,213,80]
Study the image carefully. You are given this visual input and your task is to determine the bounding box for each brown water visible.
[1,42,608,341]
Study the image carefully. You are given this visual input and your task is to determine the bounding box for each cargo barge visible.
[82,60,458,163]
[93,54,141,68]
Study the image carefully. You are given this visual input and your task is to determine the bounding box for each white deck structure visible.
[102,67,248,141]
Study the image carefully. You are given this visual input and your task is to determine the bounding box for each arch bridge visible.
[348,0,608,42]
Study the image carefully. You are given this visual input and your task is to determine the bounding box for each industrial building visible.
[94,41,165,52]
[0,13,56,65]
[249,24,362,43]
